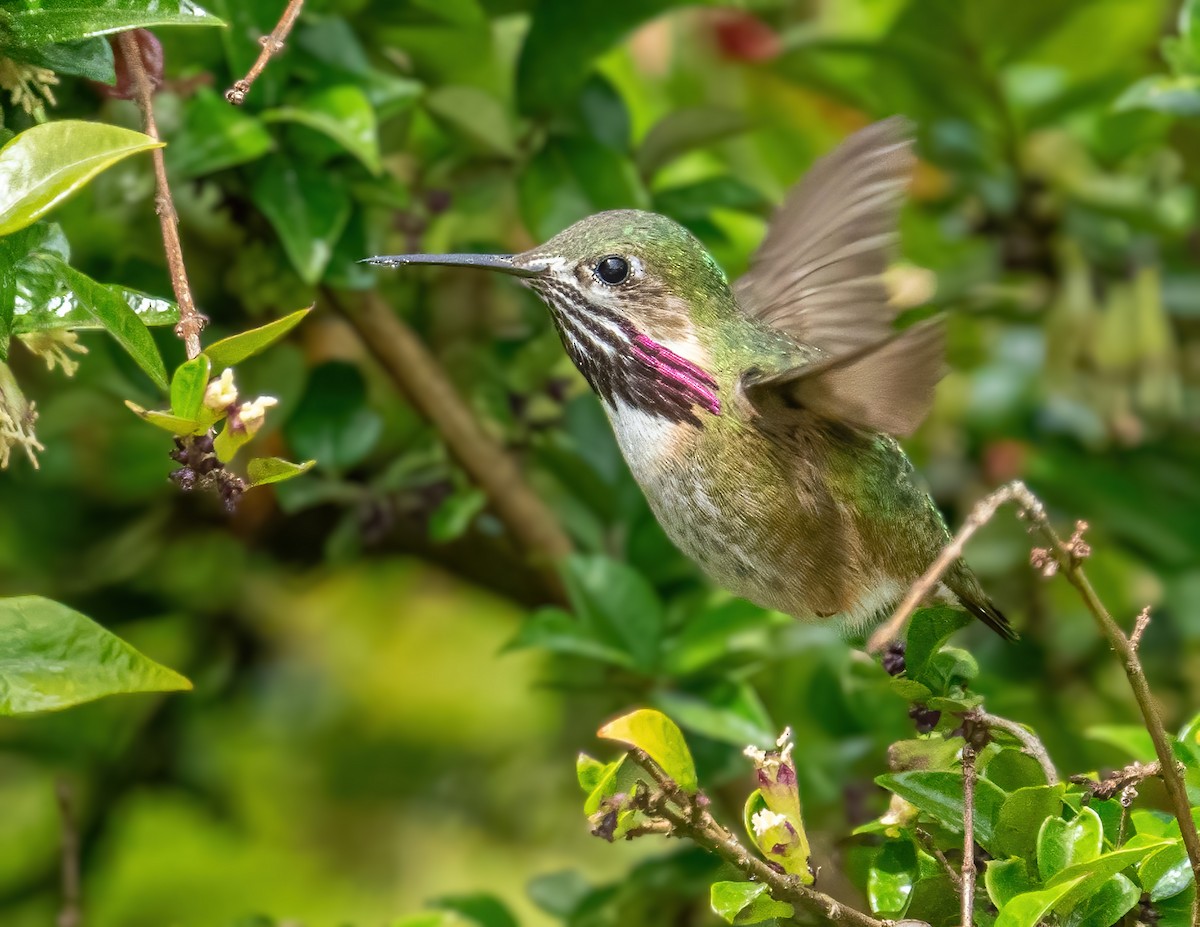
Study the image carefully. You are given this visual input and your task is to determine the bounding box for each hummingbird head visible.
[365,210,731,426]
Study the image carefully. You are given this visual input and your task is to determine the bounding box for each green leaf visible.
[985,857,1038,909]
[876,769,1007,851]
[504,607,637,669]
[709,882,794,926]
[526,870,591,919]
[432,894,519,927]
[576,753,607,793]
[868,840,918,917]
[1115,75,1200,116]
[1140,841,1192,901]
[1085,725,1158,763]
[428,488,487,542]
[8,36,115,82]
[203,308,310,370]
[582,755,626,815]
[284,362,381,472]
[903,606,971,689]
[251,156,352,284]
[994,874,1090,927]
[246,457,315,488]
[1066,875,1140,927]
[167,87,275,179]
[44,257,167,389]
[0,1,223,47]
[0,122,162,237]
[1037,807,1103,881]
[636,107,751,179]
[263,85,382,175]
[560,554,662,672]
[653,176,771,223]
[424,86,517,157]
[653,682,776,747]
[170,355,211,421]
[0,596,191,714]
[985,748,1051,791]
[517,0,712,112]
[597,708,698,794]
[125,401,209,436]
[994,785,1066,860]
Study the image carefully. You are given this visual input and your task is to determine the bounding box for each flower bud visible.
[204,368,238,413]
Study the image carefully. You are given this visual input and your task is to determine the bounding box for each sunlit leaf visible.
[709,881,793,925]
[867,840,917,916]
[124,401,209,436]
[876,769,1007,851]
[1139,841,1192,901]
[1037,807,1102,880]
[994,874,1089,927]
[597,708,697,794]
[0,1,223,47]
[263,85,382,175]
[0,122,161,237]
[202,308,311,370]
[994,784,1065,860]
[0,596,191,714]
[170,354,211,421]
[985,857,1038,909]
[246,457,315,488]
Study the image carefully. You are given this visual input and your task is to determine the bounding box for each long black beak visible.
[360,253,548,278]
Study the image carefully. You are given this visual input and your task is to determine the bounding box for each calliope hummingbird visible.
[365,119,1015,641]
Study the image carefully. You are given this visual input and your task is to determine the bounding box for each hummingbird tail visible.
[946,564,1019,641]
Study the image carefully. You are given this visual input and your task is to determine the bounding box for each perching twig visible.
[915,829,961,889]
[55,779,81,927]
[975,710,1059,785]
[960,744,977,927]
[1071,761,1164,801]
[326,289,574,586]
[224,0,305,105]
[116,30,204,359]
[625,748,909,927]
[869,480,1200,925]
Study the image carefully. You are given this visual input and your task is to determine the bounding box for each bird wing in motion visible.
[734,117,944,437]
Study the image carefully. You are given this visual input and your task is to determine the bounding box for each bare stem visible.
[117,30,204,359]
[915,829,961,888]
[976,710,1059,785]
[1070,761,1164,801]
[626,748,908,927]
[326,289,573,587]
[55,778,81,927]
[961,744,977,927]
[224,0,305,105]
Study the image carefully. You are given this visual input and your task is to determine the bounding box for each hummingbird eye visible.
[595,255,630,286]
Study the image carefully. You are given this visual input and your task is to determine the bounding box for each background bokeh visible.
[2,1,1200,925]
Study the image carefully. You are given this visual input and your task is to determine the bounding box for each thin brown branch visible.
[867,482,1032,653]
[224,0,305,105]
[627,748,909,927]
[960,745,977,927]
[975,710,1059,785]
[117,30,204,359]
[869,479,1200,926]
[326,289,573,588]
[55,778,81,927]
[1070,761,1164,801]
[915,829,960,889]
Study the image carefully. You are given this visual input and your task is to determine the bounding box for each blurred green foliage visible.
[2,0,1200,925]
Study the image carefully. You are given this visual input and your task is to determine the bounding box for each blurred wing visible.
[735,118,944,436]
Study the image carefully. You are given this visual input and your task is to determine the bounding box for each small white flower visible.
[204,368,238,412]
[17,330,88,377]
[236,395,278,434]
[743,745,766,764]
[751,809,788,837]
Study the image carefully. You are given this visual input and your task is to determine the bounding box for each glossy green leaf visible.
[170,355,212,421]
[425,86,517,157]
[876,769,1007,851]
[44,257,167,389]
[0,596,191,714]
[994,784,1065,860]
[903,606,971,689]
[1067,875,1140,927]
[9,36,116,82]
[1048,835,1173,890]
[0,122,162,237]
[0,1,223,47]
[125,401,209,436]
[246,457,315,488]
[582,755,626,815]
[994,874,1089,927]
[597,708,697,794]
[868,840,917,916]
[251,156,352,284]
[709,881,794,925]
[985,747,1051,790]
[167,87,275,179]
[1037,807,1103,880]
[263,85,382,175]
[1140,841,1192,901]
[985,857,1038,909]
[203,308,310,370]
[636,107,751,179]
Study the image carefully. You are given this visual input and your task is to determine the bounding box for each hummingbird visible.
[366,119,1014,641]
